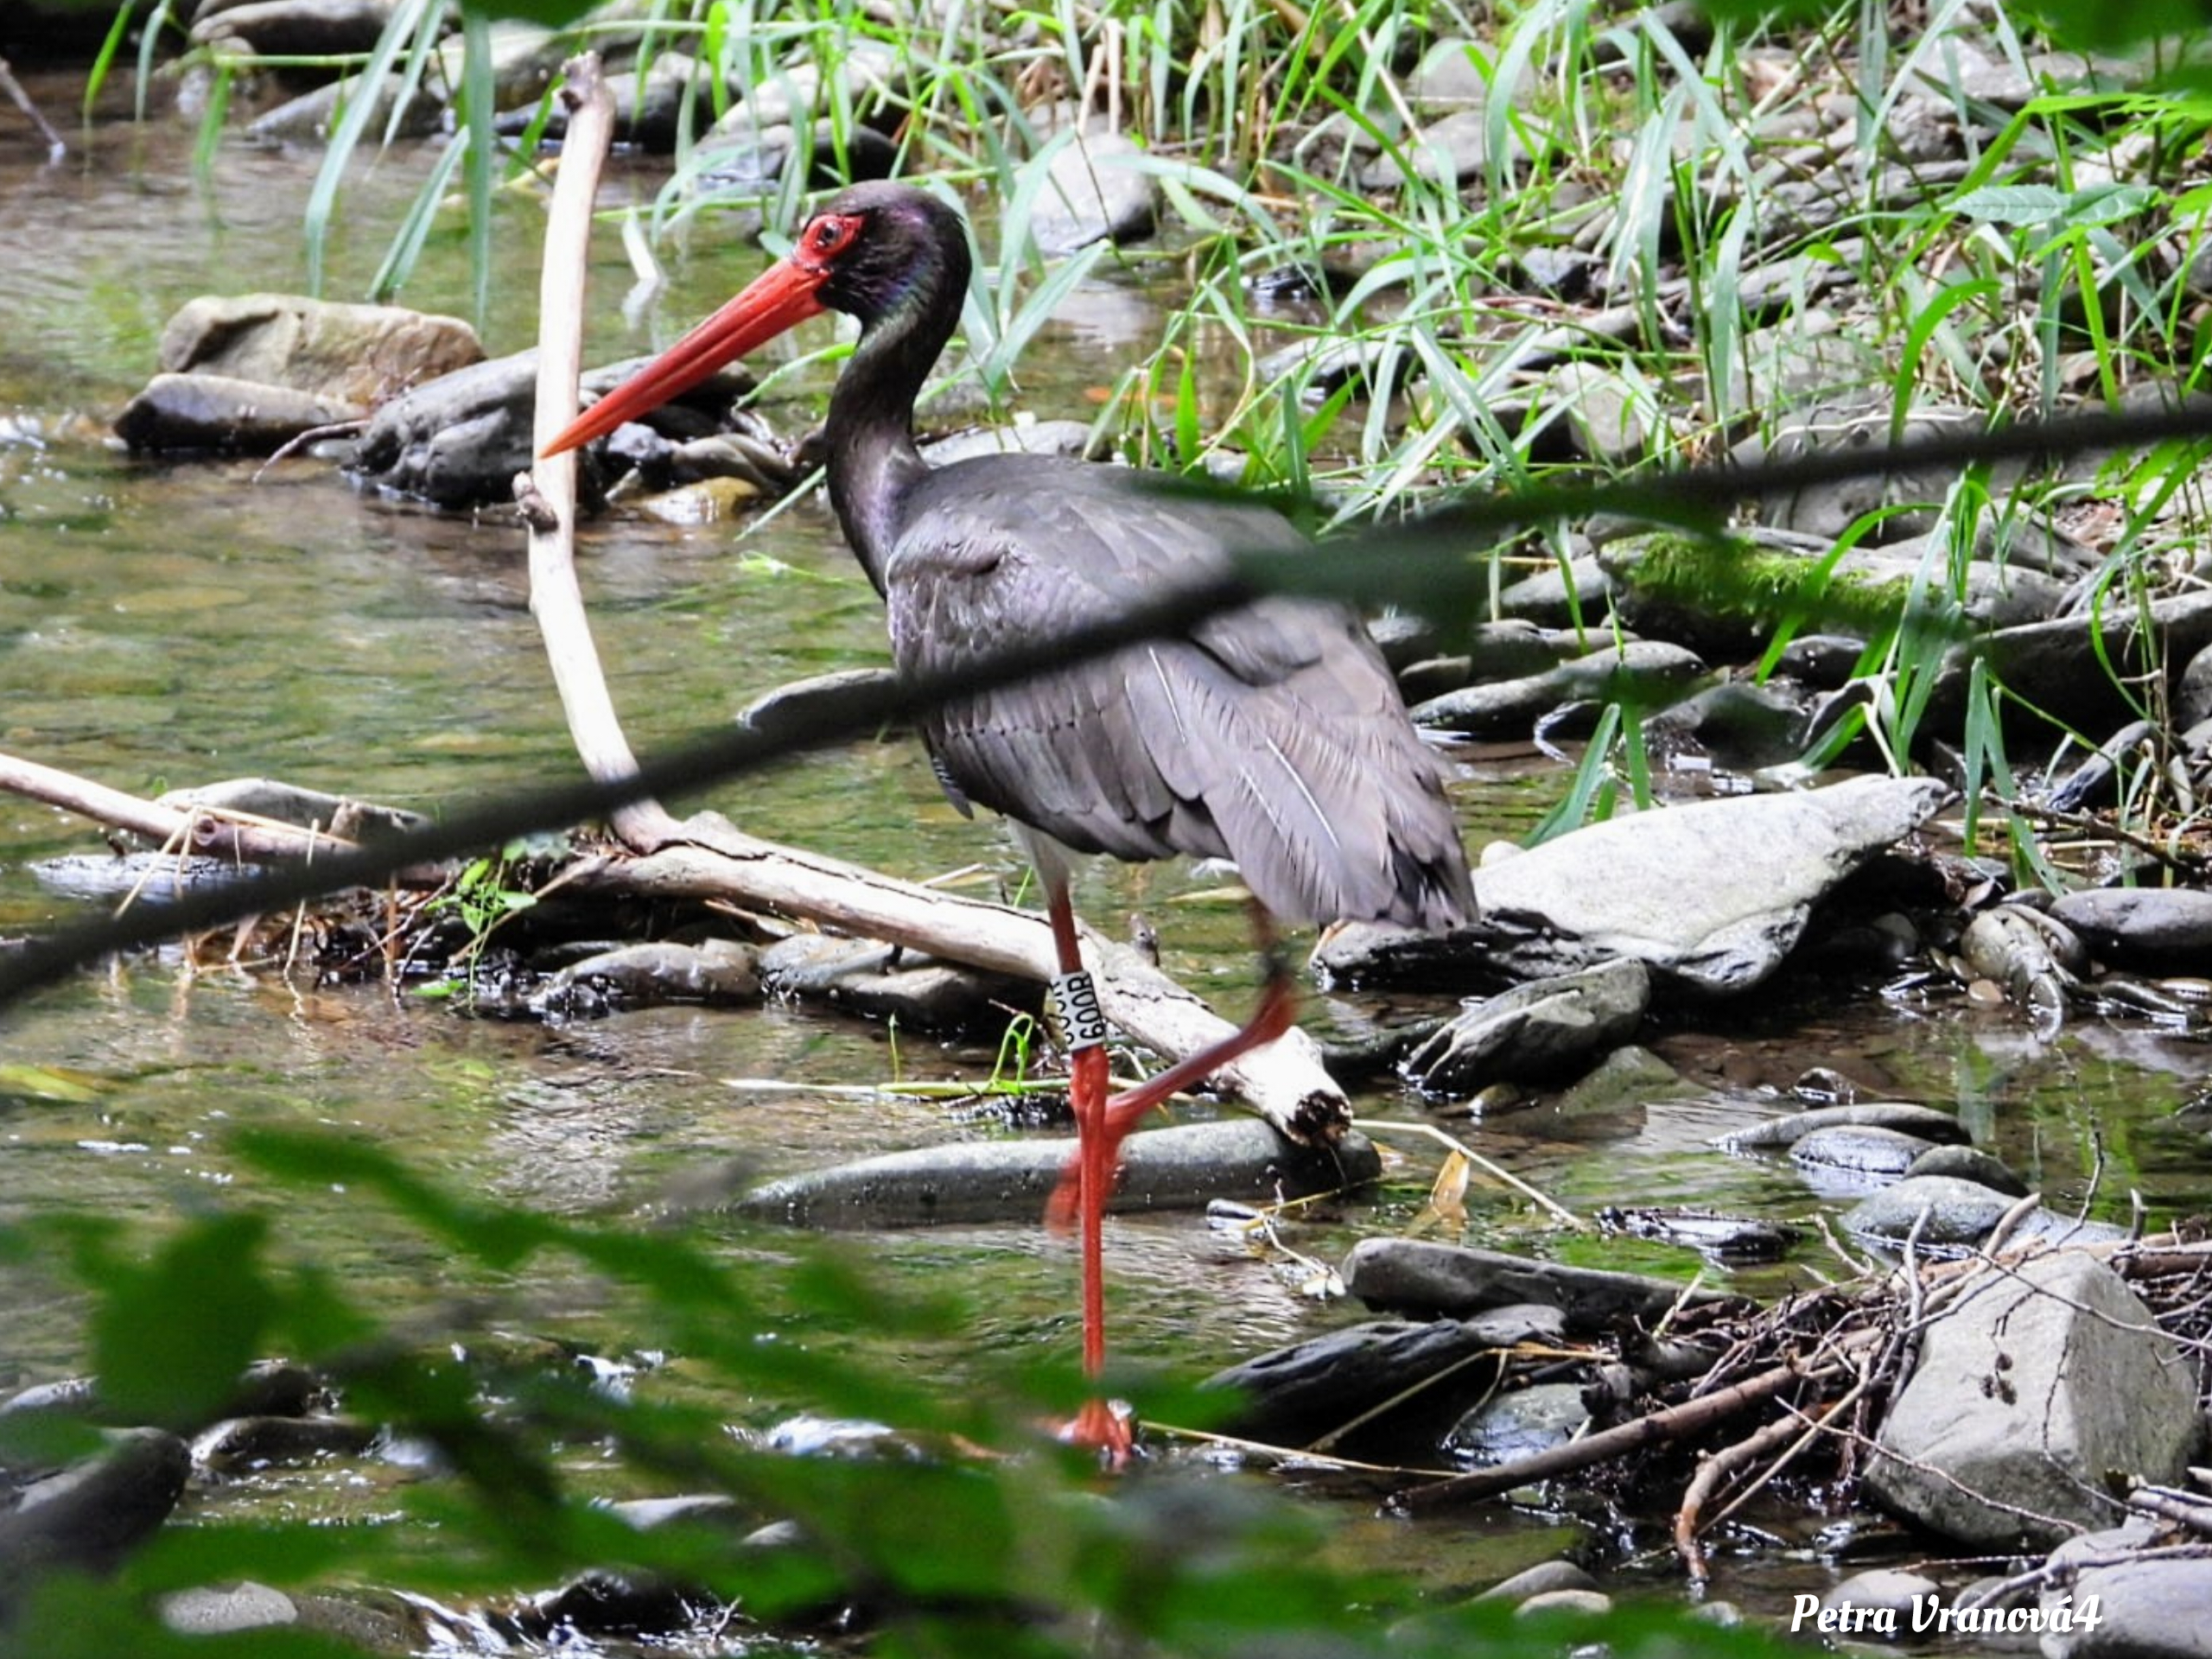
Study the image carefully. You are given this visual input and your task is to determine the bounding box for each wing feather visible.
[883,455,1474,929]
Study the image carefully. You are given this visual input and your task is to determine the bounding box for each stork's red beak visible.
[540,255,831,457]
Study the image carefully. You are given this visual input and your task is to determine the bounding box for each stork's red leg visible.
[1046,909,1294,1237]
[1044,877,1130,1461]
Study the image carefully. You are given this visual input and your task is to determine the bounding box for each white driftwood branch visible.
[0,748,353,866]
[522,53,672,849]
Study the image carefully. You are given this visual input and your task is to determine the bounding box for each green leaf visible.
[90,1213,276,1427]
[1948,182,2071,224]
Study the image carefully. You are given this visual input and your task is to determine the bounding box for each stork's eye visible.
[801,213,863,264]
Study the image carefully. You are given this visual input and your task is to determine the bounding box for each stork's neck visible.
[822,277,961,595]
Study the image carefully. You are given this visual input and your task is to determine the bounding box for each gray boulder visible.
[2039,1519,2212,1658]
[1343,1237,1734,1330]
[1865,1250,2202,1548]
[2050,887,2212,974]
[156,292,482,408]
[1401,957,1650,1092]
[1030,128,1158,254]
[1461,776,1949,993]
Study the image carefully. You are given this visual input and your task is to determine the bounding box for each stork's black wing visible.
[882,456,1473,931]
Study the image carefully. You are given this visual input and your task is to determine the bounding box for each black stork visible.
[543,181,1474,1459]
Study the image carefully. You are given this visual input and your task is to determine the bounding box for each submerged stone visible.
[736,1120,1382,1228]
[1343,1238,1734,1329]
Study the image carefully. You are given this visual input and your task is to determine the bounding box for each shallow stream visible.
[3,67,2209,1645]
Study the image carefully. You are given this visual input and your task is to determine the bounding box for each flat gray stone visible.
[1409,639,1704,736]
[1031,129,1157,254]
[156,292,482,408]
[736,1120,1380,1228]
[2050,887,2212,973]
[1202,1312,1560,1443]
[2040,1520,2212,1658]
[1865,1251,2202,1549]
[113,372,362,454]
[1719,1102,1970,1149]
[1343,1237,1731,1331]
[1789,1124,1938,1184]
[162,1581,299,1635]
[1401,957,1650,1092]
[1447,777,1951,993]
[1444,1381,1590,1466]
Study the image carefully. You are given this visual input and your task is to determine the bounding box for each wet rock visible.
[1642,679,1812,770]
[2045,719,2159,812]
[113,372,361,454]
[1719,1101,1969,1150]
[247,71,445,145]
[191,1414,378,1474]
[522,50,724,149]
[1535,359,1671,463]
[1961,906,2081,1038]
[1865,1250,2201,1549]
[532,939,760,1017]
[347,351,750,507]
[1443,1381,1590,1467]
[736,1119,1382,1228]
[1455,776,1948,994]
[1548,1044,1697,1116]
[1930,590,2212,736]
[2039,1519,2212,1658]
[1775,632,1872,687]
[435,17,564,108]
[1343,1238,1734,1329]
[0,1359,321,1433]
[702,43,901,137]
[920,418,1104,467]
[1492,551,1612,626]
[758,934,1031,1033]
[0,1427,189,1580]
[2050,887,2212,975]
[156,778,427,841]
[1841,1175,2019,1249]
[2177,641,2212,728]
[188,0,391,57]
[1904,1144,2029,1198]
[1201,1309,1560,1443]
[158,292,483,409]
[1400,957,1650,1092]
[1789,1124,1937,1184]
[1599,1207,1802,1262]
[692,118,900,194]
[1844,1177,2127,1253]
[1475,1559,1599,1602]
[521,1571,699,1640]
[1031,128,1158,254]
[632,477,766,523]
[738,668,903,741]
[1821,1568,1942,1633]
[162,1580,299,1634]
[1408,639,1706,735]
[1739,404,1986,539]
[1360,107,1524,190]
[32,852,270,902]
[1515,1587,1614,1618]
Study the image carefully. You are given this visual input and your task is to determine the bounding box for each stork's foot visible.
[1059,1396,1136,1468]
